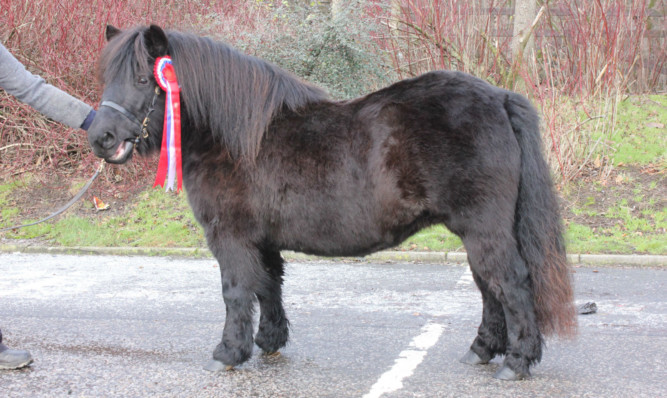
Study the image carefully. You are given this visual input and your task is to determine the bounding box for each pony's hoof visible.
[203,359,234,372]
[263,351,281,357]
[459,349,488,365]
[493,365,528,381]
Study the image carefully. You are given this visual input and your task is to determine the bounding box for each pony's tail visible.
[505,93,577,338]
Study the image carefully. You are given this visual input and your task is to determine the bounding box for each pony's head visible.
[87,25,168,164]
[89,24,329,165]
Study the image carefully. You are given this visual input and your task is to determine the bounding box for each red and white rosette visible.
[153,56,183,192]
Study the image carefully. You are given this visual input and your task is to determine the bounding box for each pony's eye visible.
[138,76,149,85]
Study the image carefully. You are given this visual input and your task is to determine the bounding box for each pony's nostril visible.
[101,132,115,149]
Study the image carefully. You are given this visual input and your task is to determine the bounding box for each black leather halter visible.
[100,85,161,143]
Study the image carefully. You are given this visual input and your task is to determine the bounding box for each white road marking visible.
[456,266,474,287]
[363,322,445,398]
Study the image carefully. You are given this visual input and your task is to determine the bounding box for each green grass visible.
[565,222,667,254]
[612,95,666,167]
[1,180,664,255]
[1,95,665,256]
[396,225,463,252]
[0,180,29,230]
[0,180,22,209]
[1,187,206,248]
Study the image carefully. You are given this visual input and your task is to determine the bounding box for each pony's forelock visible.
[98,27,153,85]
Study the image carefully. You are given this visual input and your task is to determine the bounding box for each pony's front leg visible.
[204,239,261,371]
[254,248,289,354]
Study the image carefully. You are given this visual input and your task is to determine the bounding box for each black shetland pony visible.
[88,25,576,380]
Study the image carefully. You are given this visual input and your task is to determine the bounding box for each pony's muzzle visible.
[104,138,136,164]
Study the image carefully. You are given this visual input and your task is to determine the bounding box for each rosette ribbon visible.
[153,56,183,192]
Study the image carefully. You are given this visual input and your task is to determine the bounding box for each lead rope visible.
[0,159,105,233]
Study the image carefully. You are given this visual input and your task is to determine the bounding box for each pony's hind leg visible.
[254,248,289,354]
[462,230,542,380]
[494,251,543,380]
[460,269,508,365]
[204,239,262,371]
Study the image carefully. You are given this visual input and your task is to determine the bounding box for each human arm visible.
[0,42,95,130]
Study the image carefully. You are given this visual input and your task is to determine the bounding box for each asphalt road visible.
[0,253,665,397]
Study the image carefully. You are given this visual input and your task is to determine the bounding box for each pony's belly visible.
[276,211,430,258]
[283,236,396,258]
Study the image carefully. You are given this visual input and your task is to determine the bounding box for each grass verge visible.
[1,96,665,255]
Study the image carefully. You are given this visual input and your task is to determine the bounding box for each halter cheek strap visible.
[100,100,142,126]
[100,85,159,143]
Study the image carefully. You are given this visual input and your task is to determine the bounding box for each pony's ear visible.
[105,25,121,41]
[144,25,169,58]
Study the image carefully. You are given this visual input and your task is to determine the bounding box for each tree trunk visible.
[331,0,343,17]
[389,0,402,33]
[511,0,538,61]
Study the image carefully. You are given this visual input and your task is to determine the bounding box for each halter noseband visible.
[100,85,161,144]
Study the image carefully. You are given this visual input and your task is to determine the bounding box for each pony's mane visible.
[99,26,329,161]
